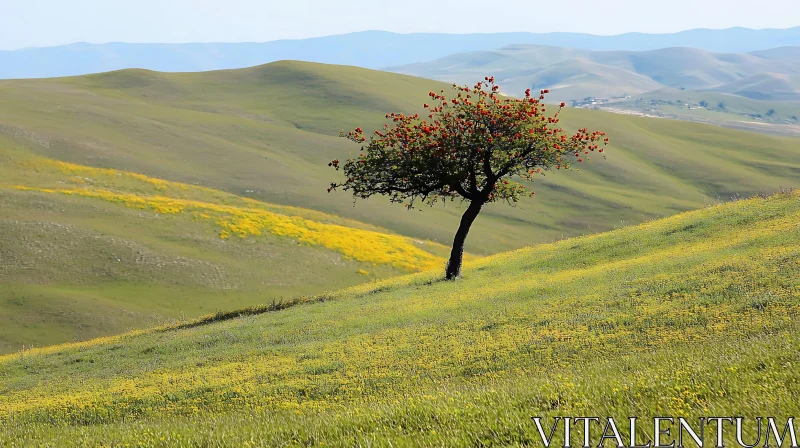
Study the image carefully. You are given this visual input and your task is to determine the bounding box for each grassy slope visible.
[1,61,800,257]
[386,46,666,101]
[593,88,800,135]
[504,58,664,100]
[621,87,800,120]
[2,61,800,353]
[388,45,800,93]
[387,46,800,130]
[0,149,452,353]
[0,190,798,446]
[703,73,800,101]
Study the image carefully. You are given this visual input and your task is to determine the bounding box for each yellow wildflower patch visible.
[11,185,444,272]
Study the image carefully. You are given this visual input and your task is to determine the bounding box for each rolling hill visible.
[702,73,800,100]
[589,88,800,135]
[387,44,800,103]
[2,61,800,352]
[3,27,800,79]
[0,151,451,353]
[2,61,799,252]
[1,190,797,446]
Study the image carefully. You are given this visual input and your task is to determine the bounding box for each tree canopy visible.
[329,77,609,279]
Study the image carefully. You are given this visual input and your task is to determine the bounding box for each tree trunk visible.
[445,200,484,280]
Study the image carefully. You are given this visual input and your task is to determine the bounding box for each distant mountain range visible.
[386,45,800,103]
[2,27,800,79]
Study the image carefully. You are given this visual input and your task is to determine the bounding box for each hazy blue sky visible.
[1,0,798,50]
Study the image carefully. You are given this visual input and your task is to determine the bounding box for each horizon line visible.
[3,25,799,52]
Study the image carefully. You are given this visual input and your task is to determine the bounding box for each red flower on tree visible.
[329,78,609,280]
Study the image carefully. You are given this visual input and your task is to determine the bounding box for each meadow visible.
[0,189,797,446]
[2,61,800,255]
[4,62,800,353]
[0,151,449,353]
[387,45,800,110]
[599,89,800,136]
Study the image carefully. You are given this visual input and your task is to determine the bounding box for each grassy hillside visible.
[621,87,800,120]
[1,190,797,446]
[387,44,800,99]
[2,62,800,352]
[0,149,451,353]
[504,57,664,100]
[591,88,800,135]
[2,61,800,257]
[386,45,800,129]
[703,73,800,101]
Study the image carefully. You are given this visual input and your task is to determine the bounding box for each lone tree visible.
[328,77,609,279]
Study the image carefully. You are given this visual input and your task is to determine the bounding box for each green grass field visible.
[387,45,800,103]
[0,190,797,446]
[2,61,799,254]
[387,47,800,135]
[2,61,800,353]
[598,88,800,134]
[0,151,452,353]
